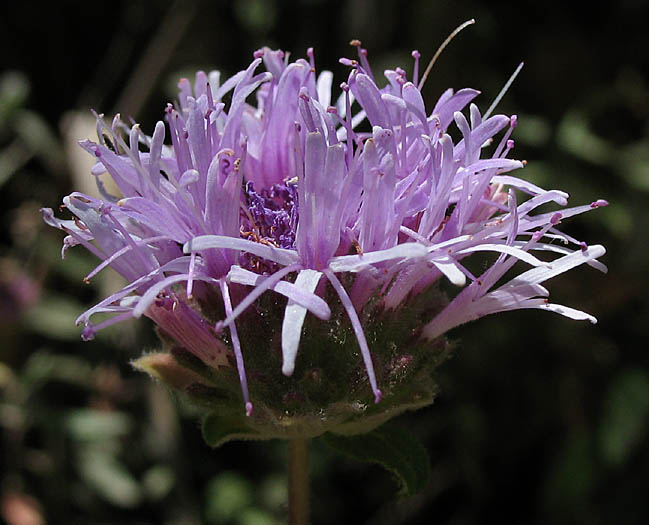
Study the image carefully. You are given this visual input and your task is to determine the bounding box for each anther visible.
[339,58,358,67]
[81,325,96,341]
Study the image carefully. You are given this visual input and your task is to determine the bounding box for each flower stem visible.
[288,438,309,525]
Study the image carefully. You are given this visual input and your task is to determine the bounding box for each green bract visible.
[134,282,451,444]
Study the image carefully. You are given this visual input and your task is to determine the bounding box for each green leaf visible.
[64,408,133,442]
[543,430,597,508]
[142,465,175,500]
[205,471,253,523]
[202,413,262,447]
[599,369,649,467]
[23,294,87,341]
[77,446,142,508]
[322,421,430,497]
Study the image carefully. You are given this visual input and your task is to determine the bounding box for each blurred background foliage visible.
[1,0,648,523]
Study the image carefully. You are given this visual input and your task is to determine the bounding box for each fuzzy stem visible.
[288,438,309,525]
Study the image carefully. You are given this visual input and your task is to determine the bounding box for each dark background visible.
[1,1,647,523]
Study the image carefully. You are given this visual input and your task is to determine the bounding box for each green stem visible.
[288,438,309,525]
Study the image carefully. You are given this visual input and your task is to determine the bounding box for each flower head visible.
[42,41,606,438]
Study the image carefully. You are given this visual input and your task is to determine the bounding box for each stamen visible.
[484,62,524,119]
[590,199,609,208]
[219,278,253,416]
[411,50,421,86]
[187,250,197,298]
[84,235,170,282]
[350,40,374,81]
[306,47,315,69]
[324,269,382,404]
[216,263,302,332]
[340,82,355,167]
[418,19,476,89]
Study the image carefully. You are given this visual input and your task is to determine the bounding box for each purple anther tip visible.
[214,321,224,333]
[81,325,96,341]
[591,199,609,208]
[550,212,562,225]
[94,149,101,157]
[245,402,254,417]
[510,115,518,127]
[340,82,349,91]
[532,231,543,241]
[339,58,356,67]
[374,389,383,404]
[253,48,264,59]
[507,139,515,149]
[580,241,588,252]
[306,47,314,57]
[411,50,421,58]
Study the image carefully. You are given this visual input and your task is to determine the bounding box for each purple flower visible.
[41,44,606,423]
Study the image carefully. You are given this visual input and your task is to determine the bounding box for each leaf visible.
[322,421,430,497]
[64,408,133,442]
[21,350,93,392]
[598,369,649,467]
[205,471,253,523]
[202,413,262,447]
[77,446,142,508]
[142,465,175,500]
[23,294,87,341]
[543,430,597,508]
